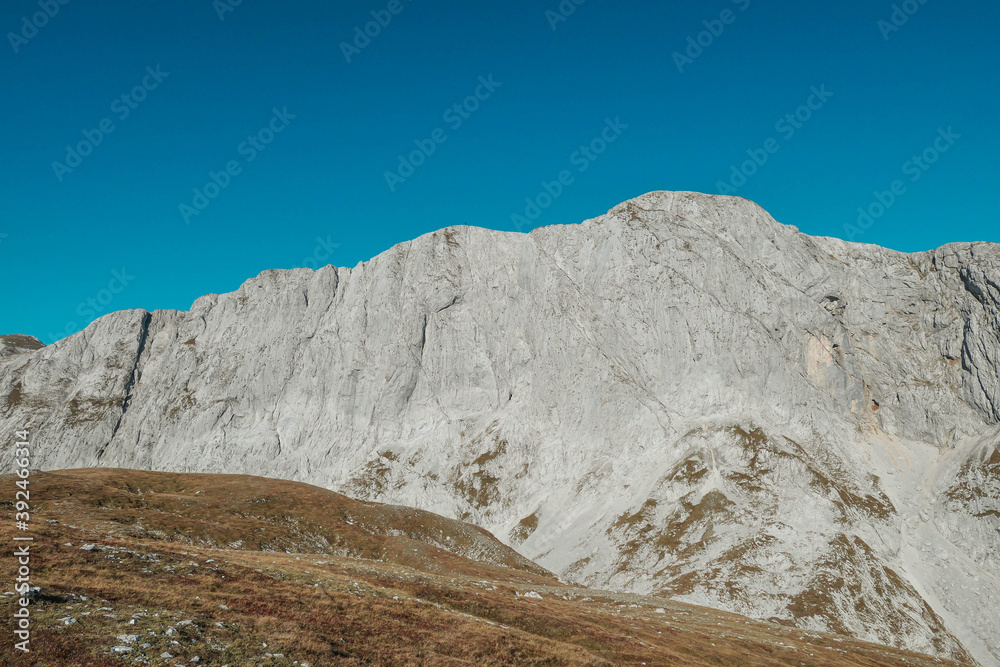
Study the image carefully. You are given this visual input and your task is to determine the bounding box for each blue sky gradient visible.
[2,0,998,343]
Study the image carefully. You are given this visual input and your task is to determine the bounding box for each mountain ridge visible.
[3,191,998,665]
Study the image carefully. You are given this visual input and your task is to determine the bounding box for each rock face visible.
[2,191,998,665]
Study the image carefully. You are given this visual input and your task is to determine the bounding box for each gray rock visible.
[3,191,999,665]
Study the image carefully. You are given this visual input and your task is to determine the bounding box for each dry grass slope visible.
[0,469,973,666]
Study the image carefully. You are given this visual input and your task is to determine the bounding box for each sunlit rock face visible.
[3,191,998,665]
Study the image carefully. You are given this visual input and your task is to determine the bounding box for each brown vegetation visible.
[0,469,971,666]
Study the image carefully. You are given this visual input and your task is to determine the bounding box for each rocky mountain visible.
[3,191,998,665]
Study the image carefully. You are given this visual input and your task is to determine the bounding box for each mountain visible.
[0,467,971,666]
[3,191,998,665]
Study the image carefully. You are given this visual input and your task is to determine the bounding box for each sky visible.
[2,0,998,344]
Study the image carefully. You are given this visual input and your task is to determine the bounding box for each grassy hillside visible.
[0,469,971,666]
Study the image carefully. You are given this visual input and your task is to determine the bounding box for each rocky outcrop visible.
[0,334,44,358]
[2,192,998,665]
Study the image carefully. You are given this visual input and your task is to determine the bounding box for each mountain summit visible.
[4,191,998,665]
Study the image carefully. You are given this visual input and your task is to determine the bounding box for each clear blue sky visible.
[2,0,998,343]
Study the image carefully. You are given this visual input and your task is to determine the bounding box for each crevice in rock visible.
[437,295,461,312]
[104,311,152,455]
[960,269,988,307]
[419,314,428,360]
